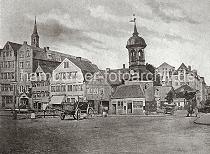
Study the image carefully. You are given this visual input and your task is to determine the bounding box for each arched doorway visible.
[19,94,29,109]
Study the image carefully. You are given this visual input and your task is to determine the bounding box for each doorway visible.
[112,104,116,114]
[127,103,132,114]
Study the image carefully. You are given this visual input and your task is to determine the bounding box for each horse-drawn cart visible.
[59,101,94,120]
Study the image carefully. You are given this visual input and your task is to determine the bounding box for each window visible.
[19,51,24,58]
[71,98,75,103]
[61,85,66,92]
[0,62,3,68]
[67,85,72,91]
[55,73,60,80]
[26,50,30,57]
[73,85,76,91]
[67,72,72,79]
[63,72,66,80]
[180,74,184,80]
[5,44,9,50]
[64,62,69,68]
[51,86,56,92]
[4,61,7,68]
[11,73,14,79]
[26,61,30,68]
[133,101,143,108]
[19,62,24,68]
[56,85,60,92]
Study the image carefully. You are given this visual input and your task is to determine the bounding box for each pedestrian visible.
[194,106,198,117]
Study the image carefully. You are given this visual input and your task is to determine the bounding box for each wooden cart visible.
[60,101,94,120]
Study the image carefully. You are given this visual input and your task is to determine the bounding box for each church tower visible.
[126,16,147,71]
[31,16,39,47]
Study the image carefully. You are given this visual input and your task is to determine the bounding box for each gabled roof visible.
[173,63,189,75]
[157,62,175,69]
[174,84,195,94]
[112,84,145,99]
[33,59,60,73]
[177,63,188,71]
[7,41,22,51]
[67,57,99,74]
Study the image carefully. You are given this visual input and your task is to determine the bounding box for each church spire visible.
[33,16,38,34]
[31,16,39,47]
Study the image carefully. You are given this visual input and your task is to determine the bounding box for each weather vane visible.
[129,14,136,23]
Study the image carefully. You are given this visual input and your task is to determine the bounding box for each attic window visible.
[64,62,69,68]
[5,44,9,50]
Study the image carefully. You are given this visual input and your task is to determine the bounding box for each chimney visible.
[76,57,81,61]
[188,65,191,71]
[43,47,47,52]
[123,64,126,69]
[106,68,110,72]
[23,41,27,45]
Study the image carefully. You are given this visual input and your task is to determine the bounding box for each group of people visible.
[187,104,198,117]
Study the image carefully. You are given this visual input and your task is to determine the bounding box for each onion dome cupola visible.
[126,20,147,49]
[126,15,147,68]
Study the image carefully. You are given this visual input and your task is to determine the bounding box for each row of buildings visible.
[0,17,209,114]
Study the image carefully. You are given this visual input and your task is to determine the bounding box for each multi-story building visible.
[206,86,210,100]
[172,63,207,107]
[86,71,112,113]
[0,17,96,109]
[0,41,21,108]
[31,60,60,110]
[156,62,175,86]
[49,57,98,108]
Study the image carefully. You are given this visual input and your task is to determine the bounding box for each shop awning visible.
[49,95,65,105]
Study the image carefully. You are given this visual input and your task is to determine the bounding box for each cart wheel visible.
[76,109,81,120]
[88,108,94,118]
[60,113,65,120]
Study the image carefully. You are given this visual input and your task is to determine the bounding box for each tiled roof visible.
[67,57,99,74]
[8,41,22,51]
[112,84,145,99]
[33,59,60,73]
[174,84,195,93]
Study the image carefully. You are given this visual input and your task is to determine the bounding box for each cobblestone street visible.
[0,111,210,154]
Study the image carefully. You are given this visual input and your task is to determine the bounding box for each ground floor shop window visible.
[133,101,143,109]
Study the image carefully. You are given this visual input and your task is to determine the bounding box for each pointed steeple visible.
[133,22,139,36]
[33,16,38,34]
[31,16,39,47]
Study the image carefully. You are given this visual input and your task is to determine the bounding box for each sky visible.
[0,0,210,85]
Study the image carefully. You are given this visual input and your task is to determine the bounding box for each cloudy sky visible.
[0,0,210,84]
